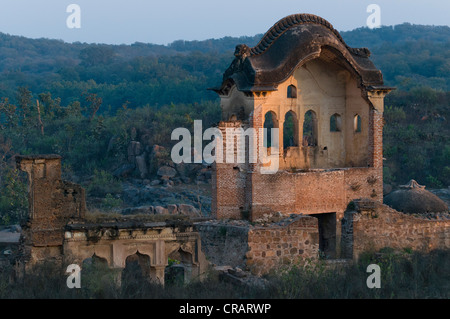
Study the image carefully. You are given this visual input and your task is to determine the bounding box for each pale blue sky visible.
[0,0,448,44]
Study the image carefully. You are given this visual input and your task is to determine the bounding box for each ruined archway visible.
[121,252,152,286]
[165,247,195,286]
[82,254,108,267]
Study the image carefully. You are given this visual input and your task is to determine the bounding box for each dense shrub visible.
[0,250,448,299]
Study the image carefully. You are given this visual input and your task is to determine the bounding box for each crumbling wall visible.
[246,216,319,275]
[195,223,249,268]
[16,155,86,264]
[344,168,383,204]
[211,121,249,220]
[247,167,382,221]
[63,221,209,285]
[196,216,319,276]
[342,200,450,259]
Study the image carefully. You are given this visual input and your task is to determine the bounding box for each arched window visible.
[287,85,297,98]
[283,111,299,149]
[303,110,318,146]
[330,113,342,132]
[354,114,362,133]
[263,111,278,147]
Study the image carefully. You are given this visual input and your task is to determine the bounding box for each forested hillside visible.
[0,23,448,109]
[0,23,449,225]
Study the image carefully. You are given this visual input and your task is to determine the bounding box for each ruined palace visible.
[208,13,449,265]
[3,14,449,281]
[211,13,392,221]
[15,155,208,285]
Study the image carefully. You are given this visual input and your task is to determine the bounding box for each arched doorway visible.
[165,248,195,286]
[121,252,152,291]
[81,254,117,296]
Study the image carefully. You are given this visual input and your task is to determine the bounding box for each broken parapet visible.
[16,155,86,264]
[342,198,450,260]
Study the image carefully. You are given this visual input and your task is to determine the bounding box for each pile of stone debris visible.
[253,212,302,227]
[410,211,450,220]
[213,265,268,288]
[201,212,301,228]
[120,203,202,218]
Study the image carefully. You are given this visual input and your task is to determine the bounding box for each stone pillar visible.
[298,112,304,149]
[150,240,167,285]
[151,266,166,285]
[278,119,285,156]
[367,90,389,169]
[112,268,123,288]
[183,264,193,284]
[367,88,392,204]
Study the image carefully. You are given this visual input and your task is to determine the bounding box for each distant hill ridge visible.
[1,23,449,57]
[0,23,448,108]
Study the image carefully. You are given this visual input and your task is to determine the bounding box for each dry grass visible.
[1,249,448,299]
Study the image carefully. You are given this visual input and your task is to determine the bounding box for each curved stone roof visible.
[249,14,366,57]
[384,180,449,215]
[212,13,388,94]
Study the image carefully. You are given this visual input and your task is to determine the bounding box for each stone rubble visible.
[213,265,269,288]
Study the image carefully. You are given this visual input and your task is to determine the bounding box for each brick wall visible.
[212,163,247,219]
[196,216,319,276]
[16,155,86,254]
[212,121,251,219]
[344,167,383,204]
[213,102,384,222]
[246,216,319,275]
[368,107,384,169]
[342,201,450,259]
[248,167,382,221]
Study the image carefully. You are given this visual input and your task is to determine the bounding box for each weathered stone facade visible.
[206,13,449,273]
[197,215,319,276]
[64,220,208,285]
[15,155,208,285]
[210,14,392,222]
[245,217,319,275]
